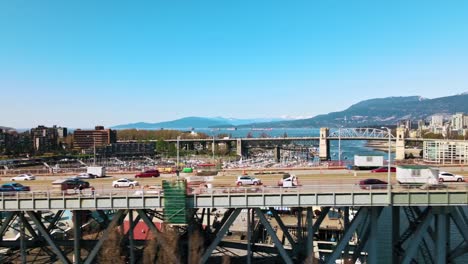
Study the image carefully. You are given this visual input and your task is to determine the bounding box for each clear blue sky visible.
[1,0,468,128]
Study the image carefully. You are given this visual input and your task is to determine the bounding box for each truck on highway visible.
[347,155,384,170]
[87,166,106,178]
[396,165,439,185]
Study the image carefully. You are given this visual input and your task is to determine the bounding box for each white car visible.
[438,172,465,182]
[112,178,139,188]
[236,176,262,186]
[11,174,36,181]
[76,173,96,179]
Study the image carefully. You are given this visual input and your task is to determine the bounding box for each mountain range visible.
[112,93,468,129]
[111,117,291,129]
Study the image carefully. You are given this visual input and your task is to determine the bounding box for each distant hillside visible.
[240,93,468,128]
[112,117,231,129]
[112,116,292,129]
[0,126,14,132]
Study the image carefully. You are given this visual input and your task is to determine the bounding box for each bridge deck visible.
[0,184,466,211]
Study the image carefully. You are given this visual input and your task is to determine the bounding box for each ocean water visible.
[192,127,394,160]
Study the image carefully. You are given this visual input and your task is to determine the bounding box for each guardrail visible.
[0,183,466,199]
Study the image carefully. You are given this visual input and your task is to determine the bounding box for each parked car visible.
[359,179,388,189]
[135,169,160,178]
[371,166,396,173]
[53,179,90,190]
[0,183,31,192]
[438,172,465,182]
[76,173,96,179]
[236,176,262,186]
[11,174,36,181]
[113,178,139,188]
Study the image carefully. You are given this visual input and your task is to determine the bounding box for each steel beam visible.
[269,207,295,247]
[352,218,370,263]
[247,209,252,264]
[312,207,331,231]
[450,207,468,242]
[73,211,82,264]
[27,211,71,264]
[435,213,448,264]
[83,210,127,264]
[401,209,434,264]
[255,208,293,264]
[136,209,178,264]
[392,206,400,264]
[0,212,16,237]
[368,207,380,264]
[200,208,241,264]
[129,210,135,264]
[20,212,27,264]
[448,243,468,262]
[306,207,314,263]
[46,210,64,232]
[325,207,368,264]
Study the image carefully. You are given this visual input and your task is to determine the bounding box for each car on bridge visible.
[359,178,388,190]
[371,166,396,173]
[236,176,262,186]
[0,183,31,192]
[10,174,36,181]
[135,169,160,178]
[438,172,465,182]
[52,178,90,190]
[113,178,139,188]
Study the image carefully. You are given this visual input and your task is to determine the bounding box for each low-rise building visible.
[73,126,117,150]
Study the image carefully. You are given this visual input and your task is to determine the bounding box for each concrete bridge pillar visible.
[319,127,330,161]
[236,139,247,157]
[274,146,281,163]
[395,127,406,160]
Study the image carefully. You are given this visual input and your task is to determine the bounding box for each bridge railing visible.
[0,183,466,200]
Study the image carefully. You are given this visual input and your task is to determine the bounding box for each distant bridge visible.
[118,127,451,161]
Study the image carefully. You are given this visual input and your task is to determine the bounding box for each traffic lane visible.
[16,173,395,191]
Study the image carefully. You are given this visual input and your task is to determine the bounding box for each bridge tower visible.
[395,127,406,160]
[319,127,330,161]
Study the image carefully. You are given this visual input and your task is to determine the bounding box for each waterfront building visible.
[423,140,468,164]
[73,126,117,150]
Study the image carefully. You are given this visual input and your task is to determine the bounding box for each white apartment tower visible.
[451,113,465,131]
[431,115,444,127]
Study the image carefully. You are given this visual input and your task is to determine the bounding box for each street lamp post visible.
[338,127,342,166]
[93,137,96,166]
[176,136,180,180]
[212,135,215,162]
[381,127,392,193]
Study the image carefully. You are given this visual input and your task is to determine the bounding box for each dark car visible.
[359,179,388,189]
[61,179,90,189]
[0,183,31,192]
[371,166,396,173]
[135,169,160,178]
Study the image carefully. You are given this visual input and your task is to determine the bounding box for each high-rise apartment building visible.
[30,125,60,152]
[451,113,465,131]
[431,115,444,127]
